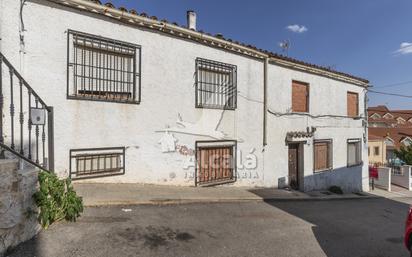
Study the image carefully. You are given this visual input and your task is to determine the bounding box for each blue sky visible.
[111,0,412,109]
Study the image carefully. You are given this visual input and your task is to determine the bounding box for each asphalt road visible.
[7,198,411,257]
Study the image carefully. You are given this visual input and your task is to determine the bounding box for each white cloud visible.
[395,42,412,55]
[286,24,308,33]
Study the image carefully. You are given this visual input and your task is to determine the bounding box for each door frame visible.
[288,142,304,190]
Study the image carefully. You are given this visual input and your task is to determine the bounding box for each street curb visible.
[82,195,381,207]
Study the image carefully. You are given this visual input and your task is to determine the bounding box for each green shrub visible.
[328,185,343,195]
[394,145,412,165]
[33,171,83,229]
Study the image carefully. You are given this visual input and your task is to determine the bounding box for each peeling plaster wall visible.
[1,0,368,190]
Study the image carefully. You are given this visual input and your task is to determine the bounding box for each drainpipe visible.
[363,87,368,143]
[263,57,268,146]
[0,0,3,53]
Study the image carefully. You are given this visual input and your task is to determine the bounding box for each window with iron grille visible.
[314,139,333,172]
[347,138,362,166]
[67,30,141,104]
[69,147,125,180]
[195,58,237,109]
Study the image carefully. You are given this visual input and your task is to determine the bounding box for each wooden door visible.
[288,144,299,189]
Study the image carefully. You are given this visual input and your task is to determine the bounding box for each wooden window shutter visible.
[314,142,327,171]
[292,81,309,112]
[347,92,359,117]
[314,141,332,171]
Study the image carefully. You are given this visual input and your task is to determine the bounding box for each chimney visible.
[187,10,197,30]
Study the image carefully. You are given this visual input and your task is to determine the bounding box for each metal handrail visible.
[0,143,51,172]
[0,52,54,172]
[0,53,50,110]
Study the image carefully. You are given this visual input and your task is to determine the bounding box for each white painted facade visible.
[0,0,369,191]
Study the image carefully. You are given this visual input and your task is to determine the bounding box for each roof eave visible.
[47,0,369,86]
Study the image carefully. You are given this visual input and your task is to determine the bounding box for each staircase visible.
[0,53,54,172]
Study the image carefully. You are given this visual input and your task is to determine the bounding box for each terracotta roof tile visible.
[74,0,368,83]
[369,127,412,148]
[104,2,114,8]
[368,106,412,124]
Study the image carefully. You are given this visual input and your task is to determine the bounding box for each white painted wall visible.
[265,64,369,191]
[1,0,369,191]
[391,166,412,190]
[375,167,391,191]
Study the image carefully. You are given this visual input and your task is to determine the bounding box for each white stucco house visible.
[0,0,369,192]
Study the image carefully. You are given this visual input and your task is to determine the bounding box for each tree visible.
[394,145,412,165]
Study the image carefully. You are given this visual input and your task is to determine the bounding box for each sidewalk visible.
[73,183,378,206]
[368,184,412,204]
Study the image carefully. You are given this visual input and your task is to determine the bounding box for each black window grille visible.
[67,30,141,104]
[195,58,237,110]
[69,147,125,180]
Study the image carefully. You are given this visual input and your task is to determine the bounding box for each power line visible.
[373,80,412,89]
[268,109,366,120]
[369,89,412,98]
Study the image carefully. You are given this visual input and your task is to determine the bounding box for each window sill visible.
[291,111,309,114]
[347,162,363,168]
[314,168,333,173]
[67,95,140,105]
[195,105,236,111]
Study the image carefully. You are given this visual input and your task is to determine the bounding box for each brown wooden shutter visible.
[197,145,234,185]
[347,92,359,117]
[314,142,328,171]
[292,81,309,112]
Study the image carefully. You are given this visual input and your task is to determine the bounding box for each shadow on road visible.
[263,197,410,257]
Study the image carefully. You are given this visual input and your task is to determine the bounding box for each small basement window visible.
[347,139,362,166]
[314,140,332,172]
[195,58,237,110]
[67,30,141,104]
[69,147,125,179]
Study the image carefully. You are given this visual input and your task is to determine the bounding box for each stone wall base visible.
[0,160,40,256]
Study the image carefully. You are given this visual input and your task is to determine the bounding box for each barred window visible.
[195,58,237,109]
[70,147,125,179]
[67,30,141,104]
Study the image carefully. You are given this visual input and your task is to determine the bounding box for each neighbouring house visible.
[0,0,369,192]
[368,127,412,165]
[368,105,412,128]
[368,105,412,165]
